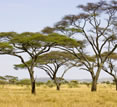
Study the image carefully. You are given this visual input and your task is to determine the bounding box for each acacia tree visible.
[15,51,78,90]
[0,32,78,94]
[0,42,13,54]
[50,0,117,91]
[37,51,78,90]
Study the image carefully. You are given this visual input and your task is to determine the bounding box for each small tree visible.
[4,75,18,84]
[38,51,76,90]
[0,76,6,81]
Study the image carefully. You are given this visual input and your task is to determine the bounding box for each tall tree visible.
[52,0,117,91]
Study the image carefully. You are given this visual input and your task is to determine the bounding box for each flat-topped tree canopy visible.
[14,51,95,70]
[0,32,81,55]
[0,32,15,54]
[41,26,55,34]
[0,31,82,94]
[46,33,82,48]
[36,51,75,64]
[14,51,78,91]
[101,52,117,60]
[14,51,76,69]
[0,42,13,54]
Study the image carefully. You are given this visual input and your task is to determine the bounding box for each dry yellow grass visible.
[0,84,117,107]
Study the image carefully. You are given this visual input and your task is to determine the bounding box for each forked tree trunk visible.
[91,77,97,92]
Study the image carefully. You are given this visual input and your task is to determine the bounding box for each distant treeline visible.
[0,75,115,88]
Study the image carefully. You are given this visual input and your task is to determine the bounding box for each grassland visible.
[0,84,117,107]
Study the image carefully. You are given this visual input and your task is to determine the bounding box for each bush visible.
[68,80,79,88]
[46,80,55,88]
[81,82,91,87]
[36,82,44,86]
[9,78,18,84]
[16,79,31,85]
[102,81,111,84]
[0,80,8,84]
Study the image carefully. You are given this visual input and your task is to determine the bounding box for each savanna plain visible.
[0,84,117,107]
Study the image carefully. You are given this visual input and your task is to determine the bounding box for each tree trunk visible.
[116,81,117,91]
[91,66,102,92]
[115,79,117,91]
[56,83,60,91]
[54,78,61,91]
[31,79,36,94]
[91,77,97,92]
[30,72,36,95]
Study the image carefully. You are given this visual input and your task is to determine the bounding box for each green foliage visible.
[14,63,28,70]
[4,75,18,80]
[102,81,111,84]
[0,76,6,81]
[76,53,95,62]
[36,82,44,86]
[101,52,117,60]
[47,33,81,47]
[10,33,45,48]
[0,42,12,49]
[16,79,31,85]
[68,80,79,88]
[7,32,79,50]
[1,75,18,84]
[37,51,76,64]
[0,80,8,84]
[14,51,76,69]
[41,26,55,34]
[81,82,91,87]
[0,42,12,53]
[9,78,18,84]
[55,77,68,84]
[66,28,83,33]
[46,80,55,88]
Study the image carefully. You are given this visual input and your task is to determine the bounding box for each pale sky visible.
[0,0,111,80]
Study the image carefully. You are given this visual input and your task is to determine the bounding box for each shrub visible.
[0,80,8,84]
[16,79,31,85]
[102,81,112,85]
[81,82,91,87]
[46,80,55,88]
[36,82,44,86]
[68,80,79,88]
